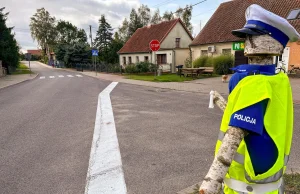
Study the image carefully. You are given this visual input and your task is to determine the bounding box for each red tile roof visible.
[190,0,300,46]
[118,18,193,54]
[27,50,42,56]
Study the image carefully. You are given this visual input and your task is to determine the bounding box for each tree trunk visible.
[199,35,282,194]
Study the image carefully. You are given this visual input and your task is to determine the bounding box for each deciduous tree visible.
[30,8,56,56]
[118,18,129,43]
[128,9,143,37]
[150,9,161,24]
[138,4,151,26]
[162,11,174,21]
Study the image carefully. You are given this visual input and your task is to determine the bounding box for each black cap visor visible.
[232,28,267,38]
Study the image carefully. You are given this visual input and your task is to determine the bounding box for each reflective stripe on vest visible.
[218,131,289,182]
[224,177,283,193]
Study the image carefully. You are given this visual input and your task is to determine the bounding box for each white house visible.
[118,18,194,72]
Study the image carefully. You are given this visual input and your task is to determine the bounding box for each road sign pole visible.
[29,60,31,76]
[149,40,161,77]
[95,56,97,76]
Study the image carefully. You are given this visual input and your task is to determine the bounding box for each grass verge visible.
[11,63,34,75]
[125,74,218,82]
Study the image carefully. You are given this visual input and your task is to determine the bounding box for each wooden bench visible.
[180,68,205,78]
[202,67,214,76]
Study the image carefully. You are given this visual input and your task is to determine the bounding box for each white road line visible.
[49,76,55,79]
[39,76,45,79]
[58,75,64,78]
[67,75,74,77]
[76,75,83,77]
[85,82,126,194]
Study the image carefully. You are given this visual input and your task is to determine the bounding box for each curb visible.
[0,73,39,90]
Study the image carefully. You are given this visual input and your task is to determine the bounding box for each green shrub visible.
[136,62,150,73]
[213,55,234,75]
[193,56,214,68]
[206,57,214,67]
[125,64,137,73]
[107,64,121,73]
[149,63,158,72]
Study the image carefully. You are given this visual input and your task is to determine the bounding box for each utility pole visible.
[89,25,93,47]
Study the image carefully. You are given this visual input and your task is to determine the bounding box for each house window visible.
[123,57,126,65]
[175,38,181,48]
[136,56,139,63]
[144,56,149,62]
[128,57,132,64]
[201,50,208,56]
[222,49,232,55]
[157,54,167,64]
[287,9,300,20]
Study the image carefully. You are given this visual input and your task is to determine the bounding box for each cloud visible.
[2,0,140,52]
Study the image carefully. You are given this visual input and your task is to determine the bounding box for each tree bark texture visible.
[199,35,284,194]
[213,91,227,112]
[244,35,284,57]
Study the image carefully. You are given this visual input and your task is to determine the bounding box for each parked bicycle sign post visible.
[25,53,32,76]
[92,49,98,76]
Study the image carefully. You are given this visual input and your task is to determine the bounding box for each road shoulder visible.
[0,73,38,90]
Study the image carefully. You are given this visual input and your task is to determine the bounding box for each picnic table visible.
[180,67,213,77]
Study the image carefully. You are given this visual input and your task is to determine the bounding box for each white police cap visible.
[232,4,300,47]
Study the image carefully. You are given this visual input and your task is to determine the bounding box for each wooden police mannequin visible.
[199,34,284,194]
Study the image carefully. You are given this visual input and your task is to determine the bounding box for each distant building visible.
[190,0,300,69]
[118,18,194,72]
[27,50,42,56]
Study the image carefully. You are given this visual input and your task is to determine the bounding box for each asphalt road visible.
[111,83,300,194]
[111,84,223,194]
[0,61,110,194]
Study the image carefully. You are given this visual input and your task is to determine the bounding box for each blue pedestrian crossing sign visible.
[92,50,98,56]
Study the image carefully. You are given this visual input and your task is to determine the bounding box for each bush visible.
[149,63,158,73]
[125,64,137,74]
[136,62,150,73]
[106,63,121,73]
[31,55,41,61]
[213,55,234,75]
[193,56,214,68]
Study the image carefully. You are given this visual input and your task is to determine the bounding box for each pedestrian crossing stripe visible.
[39,75,83,79]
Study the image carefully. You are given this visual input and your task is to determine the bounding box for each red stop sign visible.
[149,40,160,51]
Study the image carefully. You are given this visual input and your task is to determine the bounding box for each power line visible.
[153,0,177,8]
[192,7,217,18]
[171,0,209,15]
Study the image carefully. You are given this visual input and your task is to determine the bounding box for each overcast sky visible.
[2,0,228,52]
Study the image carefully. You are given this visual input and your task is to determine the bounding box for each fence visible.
[74,63,122,73]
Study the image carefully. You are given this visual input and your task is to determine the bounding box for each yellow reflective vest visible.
[215,73,293,194]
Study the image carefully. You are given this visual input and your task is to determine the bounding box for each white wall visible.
[161,22,193,49]
[152,50,173,72]
[190,42,235,60]
[152,50,173,64]
[119,53,151,66]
